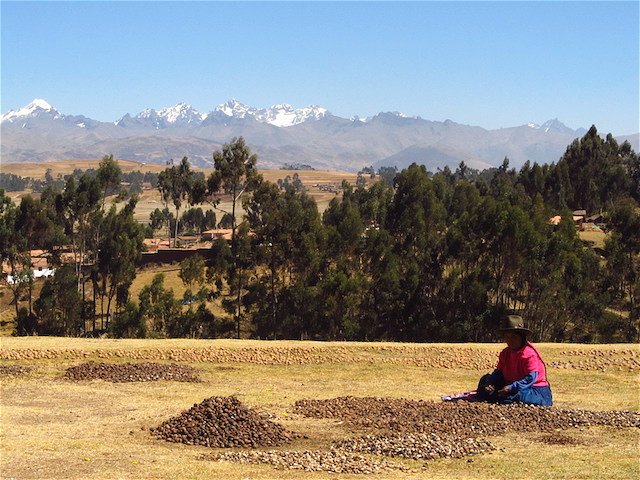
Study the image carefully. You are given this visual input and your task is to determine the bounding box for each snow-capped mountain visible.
[112,99,329,129]
[528,118,586,136]
[2,98,635,171]
[1,98,63,123]
[259,103,327,127]
[214,99,260,120]
[142,103,204,125]
[116,103,205,128]
[213,99,327,127]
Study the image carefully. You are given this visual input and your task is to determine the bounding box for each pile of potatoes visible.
[295,396,640,438]
[64,361,201,382]
[152,396,298,448]
[0,364,33,376]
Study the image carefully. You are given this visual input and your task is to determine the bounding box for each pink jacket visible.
[497,342,549,387]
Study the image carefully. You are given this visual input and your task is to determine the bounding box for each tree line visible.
[1,127,638,342]
[0,168,159,194]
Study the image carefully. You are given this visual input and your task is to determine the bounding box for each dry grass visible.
[127,168,363,222]
[3,160,362,221]
[1,159,166,178]
[578,229,608,249]
[1,338,638,479]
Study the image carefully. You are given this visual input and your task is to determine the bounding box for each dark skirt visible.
[477,372,553,407]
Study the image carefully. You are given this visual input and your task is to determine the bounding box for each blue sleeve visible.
[508,371,538,393]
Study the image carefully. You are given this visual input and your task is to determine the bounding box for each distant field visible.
[1,159,364,218]
[1,159,359,182]
[1,159,167,177]
[0,339,638,479]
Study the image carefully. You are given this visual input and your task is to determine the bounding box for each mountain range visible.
[2,99,638,172]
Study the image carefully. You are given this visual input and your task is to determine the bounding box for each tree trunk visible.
[230,185,240,338]
[100,277,106,331]
[106,293,113,331]
[236,274,242,339]
[28,278,33,315]
[105,282,117,331]
[174,206,180,247]
[92,271,97,333]
[271,258,277,332]
[12,283,20,319]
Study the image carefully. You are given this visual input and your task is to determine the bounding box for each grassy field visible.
[578,228,608,249]
[1,338,638,479]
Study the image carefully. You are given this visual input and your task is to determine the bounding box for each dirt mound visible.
[152,396,297,448]
[295,397,640,437]
[0,365,32,377]
[208,449,413,474]
[64,362,200,382]
[335,432,495,461]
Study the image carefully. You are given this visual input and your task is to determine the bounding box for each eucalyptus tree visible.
[96,154,122,208]
[149,207,173,239]
[95,197,145,330]
[0,191,29,318]
[245,181,326,338]
[157,157,202,247]
[382,163,447,340]
[60,174,102,292]
[138,273,181,336]
[207,137,261,337]
[179,254,206,292]
[33,265,82,335]
[605,198,640,339]
[15,195,64,313]
[207,137,261,243]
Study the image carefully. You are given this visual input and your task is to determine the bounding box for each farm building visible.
[202,229,233,241]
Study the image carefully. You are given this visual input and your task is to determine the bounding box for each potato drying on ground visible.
[64,361,201,382]
[152,396,299,448]
[294,396,640,436]
[207,449,414,474]
[334,432,496,461]
[0,364,33,377]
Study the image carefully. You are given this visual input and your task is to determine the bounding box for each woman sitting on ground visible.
[477,314,553,406]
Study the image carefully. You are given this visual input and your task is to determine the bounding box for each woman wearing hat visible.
[476,315,553,406]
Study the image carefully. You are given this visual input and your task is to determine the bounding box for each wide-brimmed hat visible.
[497,315,532,335]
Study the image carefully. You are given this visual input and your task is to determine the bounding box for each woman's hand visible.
[497,386,511,397]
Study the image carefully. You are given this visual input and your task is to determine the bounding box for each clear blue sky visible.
[2,1,639,135]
